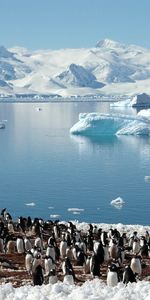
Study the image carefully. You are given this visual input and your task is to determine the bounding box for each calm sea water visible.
[0,102,150,225]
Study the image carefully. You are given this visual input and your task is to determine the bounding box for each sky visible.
[0,0,150,50]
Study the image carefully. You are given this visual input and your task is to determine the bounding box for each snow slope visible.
[1,39,150,99]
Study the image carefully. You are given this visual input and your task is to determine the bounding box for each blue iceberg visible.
[70,111,150,136]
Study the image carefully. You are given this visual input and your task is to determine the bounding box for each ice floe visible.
[67,208,85,212]
[25,202,36,206]
[110,197,125,209]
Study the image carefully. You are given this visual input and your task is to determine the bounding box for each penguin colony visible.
[0,208,149,287]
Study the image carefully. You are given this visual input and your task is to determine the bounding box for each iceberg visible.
[110,197,125,209]
[111,93,150,108]
[70,112,150,136]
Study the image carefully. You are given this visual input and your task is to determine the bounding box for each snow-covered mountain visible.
[1,39,150,99]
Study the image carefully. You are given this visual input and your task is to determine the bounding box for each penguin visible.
[71,244,77,260]
[107,264,119,287]
[0,237,4,253]
[62,257,75,278]
[16,236,25,254]
[66,246,74,260]
[26,216,32,230]
[25,250,33,274]
[93,239,100,255]
[46,244,56,261]
[75,231,81,243]
[62,257,75,285]
[96,241,104,265]
[103,243,109,262]
[123,265,136,284]
[7,221,14,233]
[80,239,87,254]
[90,254,100,277]
[93,225,98,235]
[109,240,118,259]
[140,241,149,257]
[76,249,86,266]
[130,256,142,275]
[60,239,67,258]
[34,236,43,252]
[84,256,91,274]
[6,239,16,254]
[101,231,108,246]
[24,237,32,252]
[44,255,55,276]
[132,239,140,255]
[32,253,42,273]
[117,247,125,266]
[86,234,93,251]
[32,264,44,286]
[53,224,59,239]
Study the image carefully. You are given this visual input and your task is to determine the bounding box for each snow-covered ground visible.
[0,279,150,300]
[1,39,150,100]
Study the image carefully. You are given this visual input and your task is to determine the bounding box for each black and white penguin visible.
[46,244,56,261]
[84,256,91,274]
[123,265,136,284]
[25,250,33,274]
[62,257,75,285]
[32,253,42,273]
[0,236,4,253]
[24,237,32,252]
[107,264,119,287]
[90,254,100,277]
[16,236,25,254]
[96,242,104,265]
[130,256,142,275]
[34,236,43,252]
[132,239,140,255]
[76,249,86,266]
[44,255,55,276]
[32,264,44,286]
[60,239,67,258]
[101,231,108,246]
[7,221,14,233]
[109,239,118,259]
[66,246,74,260]
[86,234,93,251]
[6,237,16,254]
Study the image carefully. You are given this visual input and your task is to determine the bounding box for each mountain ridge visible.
[0,39,150,99]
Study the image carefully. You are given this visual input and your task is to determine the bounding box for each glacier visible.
[70,110,150,136]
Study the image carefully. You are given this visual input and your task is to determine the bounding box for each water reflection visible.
[70,134,119,155]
